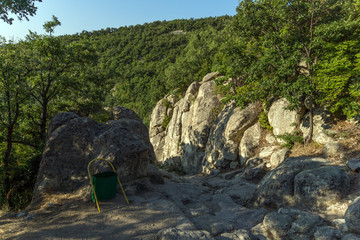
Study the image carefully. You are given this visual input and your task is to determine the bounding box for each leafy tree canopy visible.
[0,0,42,24]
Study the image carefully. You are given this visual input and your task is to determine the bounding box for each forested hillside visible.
[0,15,232,210]
[1,0,360,211]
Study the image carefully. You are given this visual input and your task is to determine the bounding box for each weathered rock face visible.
[203,102,261,173]
[262,208,324,240]
[348,159,360,172]
[149,77,223,174]
[33,110,155,202]
[269,148,290,168]
[149,75,339,175]
[149,95,177,162]
[268,98,300,137]
[294,165,350,209]
[345,197,360,234]
[203,103,237,172]
[239,123,261,166]
[181,80,222,173]
[252,156,331,208]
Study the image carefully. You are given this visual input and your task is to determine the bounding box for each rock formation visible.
[32,109,155,203]
[149,72,341,174]
[150,73,265,174]
[150,73,223,174]
[147,72,360,238]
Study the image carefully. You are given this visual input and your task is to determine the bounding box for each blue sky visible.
[0,0,239,41]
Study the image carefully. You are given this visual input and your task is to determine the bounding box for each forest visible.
[1,0,359,210]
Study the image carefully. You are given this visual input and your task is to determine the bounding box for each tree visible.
[24,19,97,146]
[229,0,360,143]
[0,0,42,24]
[0,39,32,207]
[43,15,61,36]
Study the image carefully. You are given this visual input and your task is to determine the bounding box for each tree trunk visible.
[305,108,314,145]
[304,95,315,145]
[3,124,14,208]
[39,96,48,146]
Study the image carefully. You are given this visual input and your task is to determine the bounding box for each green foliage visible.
[43,15,61,35]
[0,0,42,24]
[161,115,171,129]
[258,112,273,132]
[215,0,360,124]
[314,40,360,117]
[277,132,304,149]
[162,99,172,109]
[1,2,360,210]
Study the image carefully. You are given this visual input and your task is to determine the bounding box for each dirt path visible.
[1,186,187,240]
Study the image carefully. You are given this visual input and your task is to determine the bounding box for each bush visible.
[277,132,304,149]
[258,111,273,131]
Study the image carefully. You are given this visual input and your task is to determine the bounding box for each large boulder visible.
[252,156,330,208]
[268,98,301,137]
[262,209,323,240]
[345,197,360,234]
[239,123,262,166]
[33,110,155,202]
[294,165,350,209]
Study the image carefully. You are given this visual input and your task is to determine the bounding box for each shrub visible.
[277,132,304,149]
[258,111,273,131]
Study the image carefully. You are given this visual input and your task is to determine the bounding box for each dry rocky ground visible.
[1,120,360,240]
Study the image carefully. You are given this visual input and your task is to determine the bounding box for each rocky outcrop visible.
[181,80,222,173]
[149,73,345,178]
[149,95,178,162]
[150,74,224,174]
[204,102,261,173]
[345,197,360,234]
[203,103,238,172]
[294,165,350,209]
[253,156,332,208]
[33,110,155,202]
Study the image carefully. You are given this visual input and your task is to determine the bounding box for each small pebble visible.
[25,214,35,221]
[16,212,27,218]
